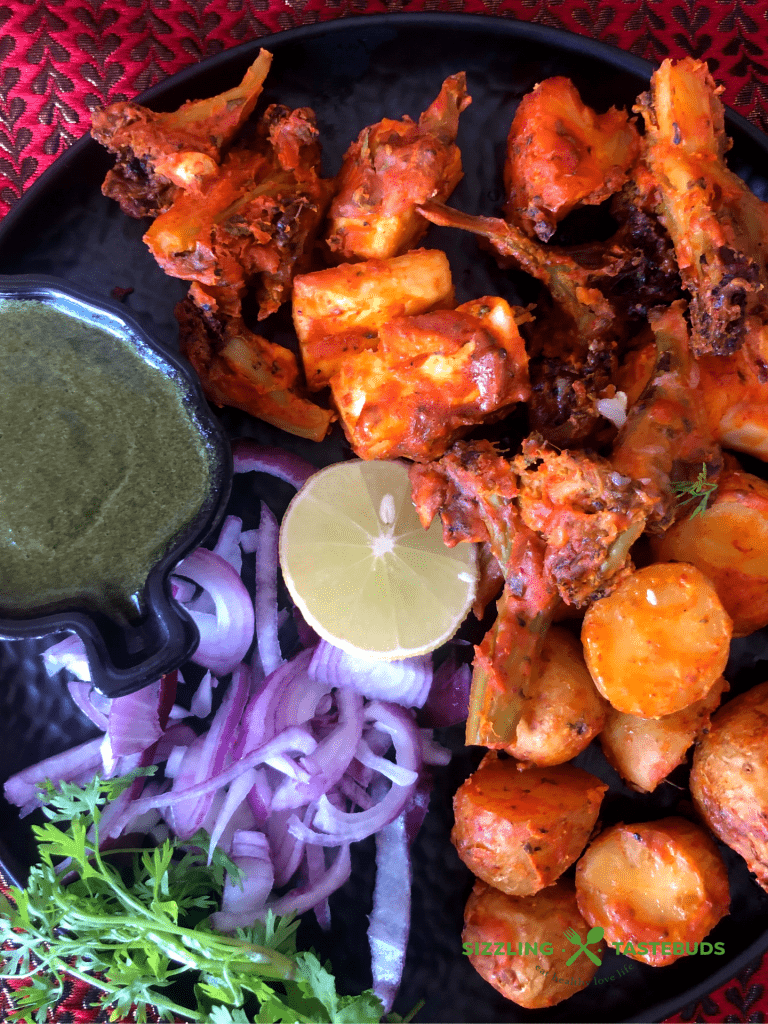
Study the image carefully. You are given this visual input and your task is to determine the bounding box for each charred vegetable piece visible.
[91,50,273,218]
[292,249,455,390]
[637,57,767,357]
[177,297,335,442]
[330,297,530,462]
[611,300,722,533]
[326,73,471,261]
[504,76,641,241]
[144,105,334,320]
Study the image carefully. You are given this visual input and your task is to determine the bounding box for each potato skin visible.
[690,680,768,892]
[504,625,608,768]
[599,676,728,792]
[575,817,730,966]
[652,459,768,636]
[463,879,602,1008]
[452,753,607,896]
[581,562,732,717]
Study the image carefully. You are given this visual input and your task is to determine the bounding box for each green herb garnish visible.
[0,771,402,1023]
[671,464,718,518]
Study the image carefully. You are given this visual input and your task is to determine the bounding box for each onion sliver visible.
[42,634,91,682]
[253,502,282,676]
[172,548,254,676]
[102,726,318,839]
[309,641,433,707]
[270,843,351,918]
[4,736,104,816]
[369,807,411,1014]
[231,439,315,491]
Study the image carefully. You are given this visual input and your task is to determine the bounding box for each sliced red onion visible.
[213,514,244,574]
[272,674,332,734]
[404,769,434,847]
[304,842,332,930]
[337,776,374,810]
[152,722,198,761]
[271,688,364,811]
[42,634,91,682]
[67,680,109,731]
[189,670,218,719]
[308,641,433,708]
[369,807,411,1014]
[207,768,260,863]
[246,769,272,827]
[419,731,452,767]
[293,606,319,650]
[172,548,254,676]
[211,844,275,933]
[240,528,258,554]
[231,438,315,490]
[103,679,165,761]
[168,663,251,838]
[270,843,351,918]
[235,648,314,758]
[231,829,270,860]
[4,736,104,816]
[290,702,421,847]
[354,738,419,787]
[253,502,282,677]
[102,726,318,840]
[268,804,312,888]
[171,577,197,605]
[419,652,471,728]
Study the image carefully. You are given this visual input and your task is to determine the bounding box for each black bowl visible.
[0,274,232,698]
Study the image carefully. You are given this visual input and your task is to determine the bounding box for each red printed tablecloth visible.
[1,2,768,1022]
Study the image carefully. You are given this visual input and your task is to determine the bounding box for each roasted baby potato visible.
[581,562,732,717]
[599,676,728,793]
[504,626,607,768]
[575,817,730,966]
[463,878,603,1008]
[291,249,454,389]
[452,752,607,896]
[690,680,768,892]
[652,458,768,636]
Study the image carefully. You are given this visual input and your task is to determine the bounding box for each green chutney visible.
[0,298,213,621]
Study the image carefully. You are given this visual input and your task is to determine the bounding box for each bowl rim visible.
[0,273,233,697]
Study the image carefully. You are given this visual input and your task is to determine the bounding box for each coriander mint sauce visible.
[0,298,212,622]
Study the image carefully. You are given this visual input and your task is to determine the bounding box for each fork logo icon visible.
[563,926,604,966]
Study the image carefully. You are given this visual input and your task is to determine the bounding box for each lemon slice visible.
[279,459,477,660]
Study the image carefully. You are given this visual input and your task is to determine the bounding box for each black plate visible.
[2,13,768,1023]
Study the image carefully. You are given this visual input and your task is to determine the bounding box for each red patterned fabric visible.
[1,2,768,1021]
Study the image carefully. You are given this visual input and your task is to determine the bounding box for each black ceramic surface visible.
[0,274,233,699]
[1,14,768,1023]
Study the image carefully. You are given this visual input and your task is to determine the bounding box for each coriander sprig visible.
[671,463,718,518]
[0,772,395,1023]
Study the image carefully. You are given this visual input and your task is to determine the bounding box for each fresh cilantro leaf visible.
[0,774,393,1023]
[672,463,717,518]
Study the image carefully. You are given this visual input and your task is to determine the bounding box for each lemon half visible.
[278,459,477,660]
